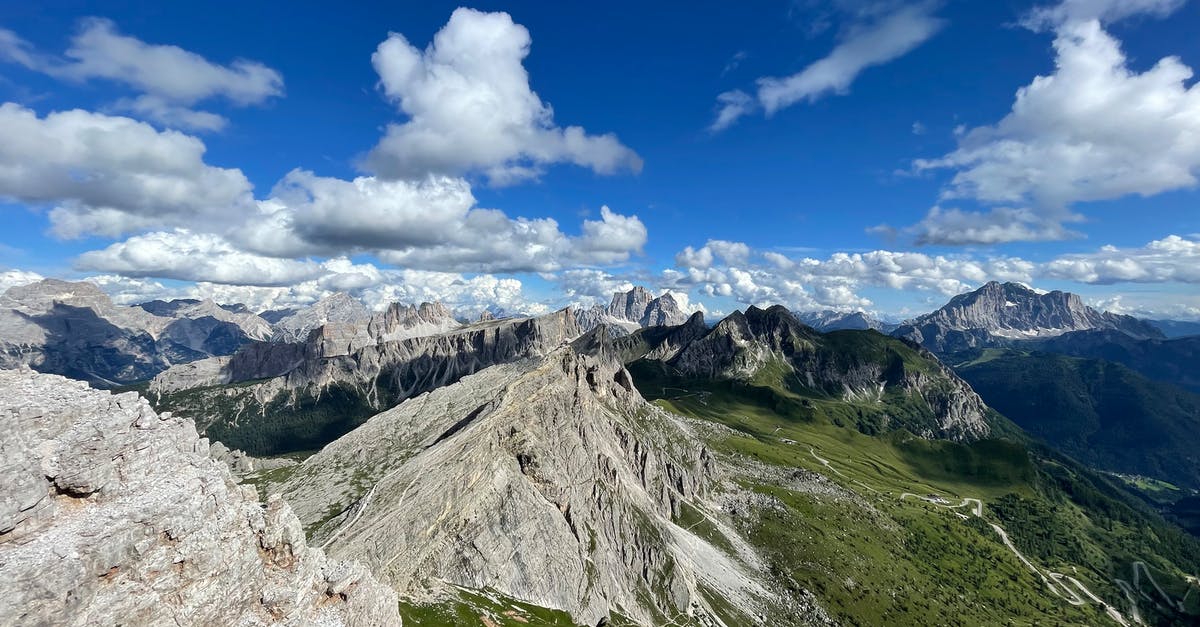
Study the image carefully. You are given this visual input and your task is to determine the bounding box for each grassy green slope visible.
[398,587,639,626]
[629,360,1200,626]
[951,349,1200,490]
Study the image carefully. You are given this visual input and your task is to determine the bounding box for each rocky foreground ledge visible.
[0,369,400,626]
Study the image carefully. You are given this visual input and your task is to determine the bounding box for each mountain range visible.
[0,279,271,386]
[3,277,1200,625]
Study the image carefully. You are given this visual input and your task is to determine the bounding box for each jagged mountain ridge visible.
[0,280,272,387]
[149,309,582,455]
[264,347,826,626]
[574,286,691,335]
[893,281,1163,353]
[0,368,400,626]
[605,304,994,441]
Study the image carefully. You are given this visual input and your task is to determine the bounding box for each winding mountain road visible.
[899,492,1130,625]
[805,445,1192,624]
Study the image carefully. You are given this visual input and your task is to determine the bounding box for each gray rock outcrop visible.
[209,441,299,476]
[365,301,460,344]
[0,368,400,627]
[893,281,1164,353]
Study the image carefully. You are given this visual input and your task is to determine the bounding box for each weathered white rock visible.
[0,369,400,627]
[210,441,299,475]
[269,294,373,345]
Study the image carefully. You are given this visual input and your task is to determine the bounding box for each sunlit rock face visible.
[0,368,401,627]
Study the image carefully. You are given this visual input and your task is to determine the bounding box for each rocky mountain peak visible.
[682,309,706,329]
[264,346,776,625]
[659,307,992,441]
[742,304,810,343]
[606,285,654,320]
[575,286,692,335]
[1,279,123,321]
[895,281,1164,352]
[416,301,452,319]
[366,300,460,344]
[639,290,687,326]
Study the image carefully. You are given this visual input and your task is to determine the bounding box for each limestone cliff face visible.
[147,310,582,455]
[660,306,992,441]
[152,308,577,397]
[0,369,400,627]
[287,301,463,359]
[268,349,777,626]
[893,281,1163,353]
[146,298,462,396]
[0,280,270,387]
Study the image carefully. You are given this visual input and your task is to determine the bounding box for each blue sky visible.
[0,0,1197,319]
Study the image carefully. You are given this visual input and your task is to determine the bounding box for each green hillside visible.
[952,349,1200,491]
[627,359,1200,626]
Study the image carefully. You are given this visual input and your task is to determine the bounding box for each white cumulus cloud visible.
[75,230,325,286]
[1043,235,1200,284]
[0,269,45,293]
[364,8,642,185]
[903,0,1198,244]
[0,103,253,238]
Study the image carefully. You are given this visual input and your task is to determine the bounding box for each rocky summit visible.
[0,368,400,627]
[259,346,828,626]
[893,281,1164,353]
[575,286,692,335]
[629,305,993,441]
